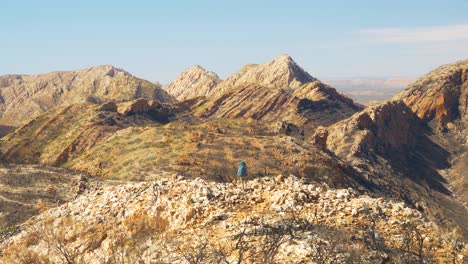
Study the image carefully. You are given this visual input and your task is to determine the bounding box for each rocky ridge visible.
[0,65,175,126]
[164,65,221,101]
[1,175,465,263]
[198,81,362,133]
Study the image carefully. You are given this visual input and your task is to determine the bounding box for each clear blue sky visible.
[1,0,468,83]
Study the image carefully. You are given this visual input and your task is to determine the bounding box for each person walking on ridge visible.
[237,161,248,190]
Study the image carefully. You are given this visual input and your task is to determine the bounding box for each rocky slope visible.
[0,98,181,168]
[0,65,175,126]
[164,65,221,101]
[393,59,468,203]
[1,175,465,263]
[211,55,316,97]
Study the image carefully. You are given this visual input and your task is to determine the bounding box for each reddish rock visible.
[394,59,468,128]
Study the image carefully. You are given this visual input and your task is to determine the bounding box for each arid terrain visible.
[0,56,466,263]
[324,77,416,105]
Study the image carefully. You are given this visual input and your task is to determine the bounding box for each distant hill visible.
[324,77,415,104]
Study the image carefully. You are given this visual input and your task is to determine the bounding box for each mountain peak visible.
[211,55,316,96]
[187,65,207,71]
[271,54,293,62]
[164,65,221,101]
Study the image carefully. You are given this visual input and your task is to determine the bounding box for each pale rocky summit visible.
[164,65,221,101]
[0,65,175,126]
[211,55,316,96]
[1,175,465,263]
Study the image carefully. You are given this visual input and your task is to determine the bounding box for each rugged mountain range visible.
[0,65,175,126]
[0,57,467,262]
[0,56,363,179]
[182,55,363,133]
[164,65,221,101]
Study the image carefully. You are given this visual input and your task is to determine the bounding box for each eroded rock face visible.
[211,55,317,96]
[317,100,468,230]
[0,65,175,126]
[325,100,420,159]
[164,65,221,101]
[394,60,468,202]
[394,59,468,129]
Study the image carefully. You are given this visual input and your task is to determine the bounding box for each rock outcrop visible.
[1,175,465,263]
[0,65,175,126]
[118,98,175,123]
[324,100,420,159]
[164,65,221,101]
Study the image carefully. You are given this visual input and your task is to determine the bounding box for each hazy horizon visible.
[2,0,468,83]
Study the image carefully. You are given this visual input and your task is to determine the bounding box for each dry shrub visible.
[122,210,168,238]
[105,210,168,263]
[1,216,107,264]
[35,199,50,213]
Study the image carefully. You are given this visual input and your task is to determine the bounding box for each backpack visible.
[237,161,248,177]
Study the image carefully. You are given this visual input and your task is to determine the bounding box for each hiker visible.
[237,161,248,190]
